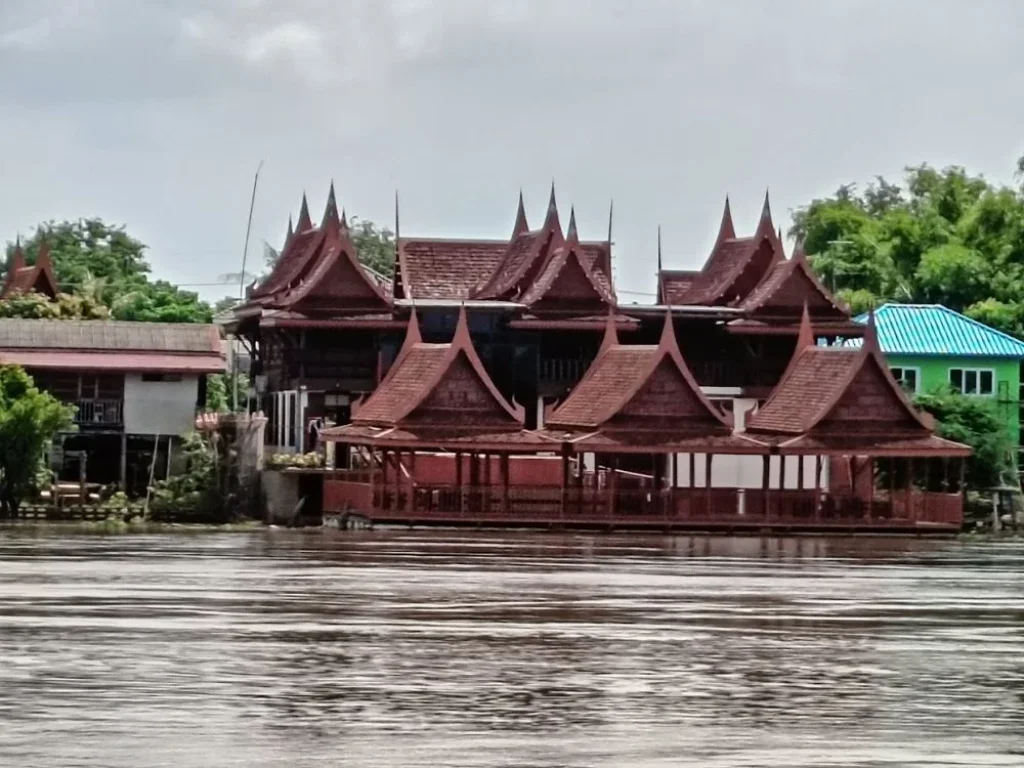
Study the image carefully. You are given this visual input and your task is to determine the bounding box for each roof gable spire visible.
[754,187,775,241]
[543,181,561,234]
[321,182,341,237]
[599,308,619,355]
[512,189,529,237]
[296,193,313,232]
[285,216,294,248]
[322,181,340,231]
[607,199,614,244]
[715,195,736,246]
[10,236,25,272]
[566,206,579,243]
[795,302,814,352]
[657,225,663,273]
[657,308,677,351]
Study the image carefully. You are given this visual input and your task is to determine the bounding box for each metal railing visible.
[74,399,124,426]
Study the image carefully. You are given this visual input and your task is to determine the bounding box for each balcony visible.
[74,399,124,427]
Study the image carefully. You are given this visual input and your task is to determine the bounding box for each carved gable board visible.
[289,243,389,312]
[606,357,726,432]
[817,356,922,434]
[758,267,836,313]
[402,351,514,427]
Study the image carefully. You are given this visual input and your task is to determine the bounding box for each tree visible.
[0,366,74,516]
[2,219,212,323]
[792,158,1024,334]
[914,389,1013,489]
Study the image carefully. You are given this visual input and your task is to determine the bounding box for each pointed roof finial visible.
[543,180,561,233]
[792,237,807,263]
[321,182,340,234]
[453,303,472,348]
[761,187,772,220]
[657,225,663,274]
[754,188,775,240]
[340,208,348,230]
[11,235,25,271]
[512,189,529,237]
[566,206,579,242]
[796,302,814,352]
[607,199,614,244]
[715,195,736,246]
[35,239,52,269]
[285,216,294,247]
[864,306,879,350]
[599,308,619,355]
[297,193,312,232]
[658,308,678,351]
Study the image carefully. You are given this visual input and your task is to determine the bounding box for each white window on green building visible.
[949,367,995,396]
[890,366,920,393]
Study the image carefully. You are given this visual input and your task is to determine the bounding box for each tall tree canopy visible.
[2,219,212,323]
[792,159,1024,335]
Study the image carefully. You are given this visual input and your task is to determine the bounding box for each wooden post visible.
[777,454,785,491]
[119,432,128,491]
[905,457,915,523]
[671,453,678,490]
[866,457,874,520]
[688,453,695,490]
[455,451,463,515]
[761,454,770,517]
[381,448,389,504]
[888,456,896,519]
[813,454,822,519]
[560,446,569,520]
[704,453,713,515]
[393,448,402,513]
[482,452,492,515]
[406,450,416,513]
[608,455,618,519]
[368,448,377,512]
[501,453,510,517]
[166,436,174,481]
[797,455,804,491]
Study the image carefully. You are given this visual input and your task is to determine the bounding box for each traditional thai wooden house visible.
[232,182,969,531]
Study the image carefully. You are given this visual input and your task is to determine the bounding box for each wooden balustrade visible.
[321,478,963,531]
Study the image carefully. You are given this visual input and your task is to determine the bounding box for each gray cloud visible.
[1,0,1022,302]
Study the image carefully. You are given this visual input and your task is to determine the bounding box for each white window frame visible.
[889,366,921,394]
[948,367,996,396]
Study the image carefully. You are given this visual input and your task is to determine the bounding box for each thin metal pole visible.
[232,161,264,412]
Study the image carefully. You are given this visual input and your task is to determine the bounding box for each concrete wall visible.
[123,374,199,436]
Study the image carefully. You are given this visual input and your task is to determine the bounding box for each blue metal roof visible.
[850,304,1024,358]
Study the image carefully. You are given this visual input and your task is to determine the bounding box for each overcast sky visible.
[2,0,1022,302]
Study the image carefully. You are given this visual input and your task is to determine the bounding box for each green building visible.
[857,303,1024,464]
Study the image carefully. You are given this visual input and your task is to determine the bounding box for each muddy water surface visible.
[0,531,1021,767]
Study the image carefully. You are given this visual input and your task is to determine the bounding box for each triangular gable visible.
[359,306,523,429]
[548,312,732,432]
[2,242,59,300]
[520,244,615,310]
[743,246,849,318]
[402,349,518,427]
[606,355,730,434]
[815,353,926,435]
[283,227,391,312]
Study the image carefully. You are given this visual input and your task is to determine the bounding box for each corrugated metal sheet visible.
[851,304,1024,358]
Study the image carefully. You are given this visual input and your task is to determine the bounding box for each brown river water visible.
[0,531,1021,768]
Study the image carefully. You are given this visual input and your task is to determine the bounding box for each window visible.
[890,366,920,394]
[142,373,183,383]
[949,367,995,396]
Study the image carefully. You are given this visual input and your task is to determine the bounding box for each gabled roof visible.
[662,193,785,307]
[397,238,511,300]
[2,240,59,300]
[747,310,934,437]
[347,306,524,429]
[245,187,391,314]
[546,312,733,435]
[658,269,700,305]
[519,209,616,309]
[849,303,1024,359]
[740,242,849,318]
[0,319,225,373]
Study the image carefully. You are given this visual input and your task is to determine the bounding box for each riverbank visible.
[0,518,264,535]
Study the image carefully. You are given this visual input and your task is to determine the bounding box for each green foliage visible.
[348,216,395,278]
[793,158,1024,332]
[0,290,111,319]
[265,452,324,470]
[0,366,75,516]
[204,373,248,413]
[149,433,235,523]
[2,219,211,324]
[914,388,1013,488]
